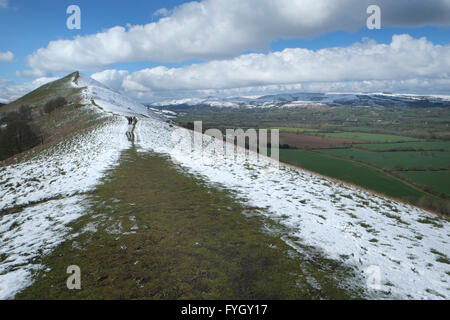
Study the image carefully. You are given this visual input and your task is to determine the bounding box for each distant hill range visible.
[151,92,450,109]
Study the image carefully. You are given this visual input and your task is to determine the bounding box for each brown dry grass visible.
[279,132,364,149]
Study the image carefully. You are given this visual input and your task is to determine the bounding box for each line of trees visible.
[44,97,67,114]
[0,97,69,161]
[0,105,41,161]
[418,196,450,216]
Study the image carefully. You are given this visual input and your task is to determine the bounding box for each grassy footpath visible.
[17,147,362,300]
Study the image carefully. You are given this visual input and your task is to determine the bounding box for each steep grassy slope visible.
[0,73,98,164]
[0,73,84,115]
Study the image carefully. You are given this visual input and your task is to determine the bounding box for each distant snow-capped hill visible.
[151,92,450,109]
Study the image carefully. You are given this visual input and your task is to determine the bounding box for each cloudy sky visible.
[0,0,449,103]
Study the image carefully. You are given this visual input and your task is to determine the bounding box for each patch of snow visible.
[152,97,207,106]
[0,196,85,299]
[73,73,163,118]
[161,110,177,116]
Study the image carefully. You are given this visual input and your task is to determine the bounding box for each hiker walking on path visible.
[125,116,138,127]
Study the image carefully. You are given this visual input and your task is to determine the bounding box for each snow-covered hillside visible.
[151,92,450,109]
[0,74,448,300]
[73,72,161,118]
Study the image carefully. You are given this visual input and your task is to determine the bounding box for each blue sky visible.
[270,26,450,51]
[1,0,450,102]
[0,0,190,79]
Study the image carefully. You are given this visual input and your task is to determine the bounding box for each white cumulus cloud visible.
[22,0,450,75]
[0,0,8,9]
[0,77,58,103]
[91,69,129,90]
[89,35,450,101]
[0,51,14,62]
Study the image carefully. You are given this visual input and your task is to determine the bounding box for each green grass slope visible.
[0,72,83,115]
[280,149,429,202]
[0,72,103,164]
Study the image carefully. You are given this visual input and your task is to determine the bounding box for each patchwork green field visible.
[315,132,421,143]
[319,149,450,170]
[174,106,450,140]
[358,141,450,151]
[398,171,450,195]
[279,150,426,202]
[270,127,319,133]
[174,105,450,215]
